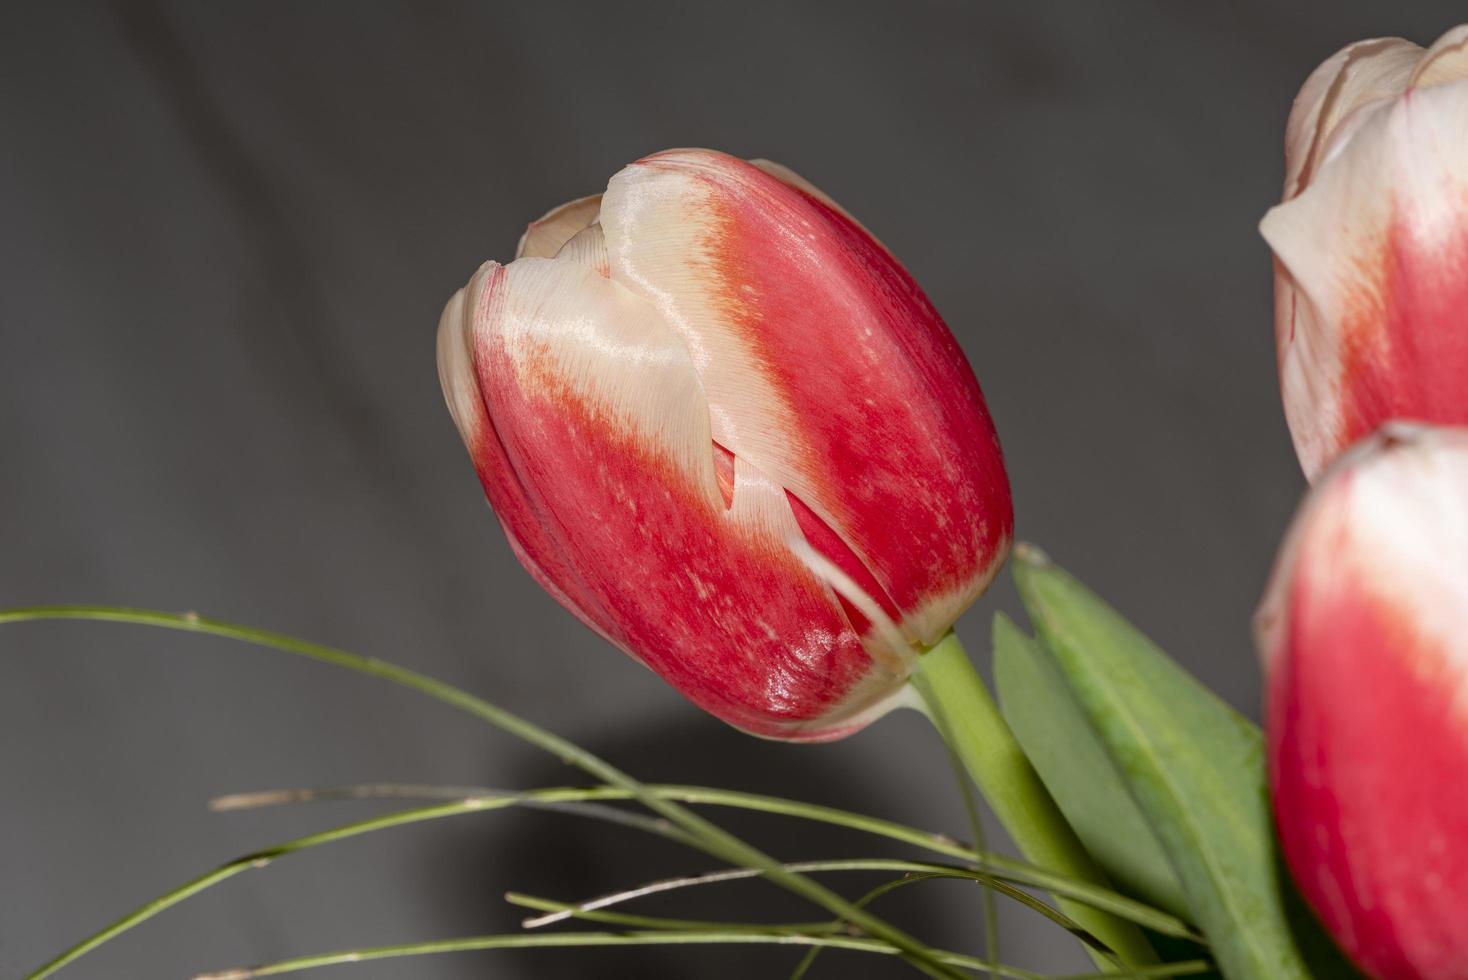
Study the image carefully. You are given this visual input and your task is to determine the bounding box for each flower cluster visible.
[439,26,1468,980]
[1258,26,1468,980]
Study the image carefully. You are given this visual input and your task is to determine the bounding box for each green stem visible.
[214,780,1199,938]
[505,892,844,934]
[788,875,944,980]
[1,606,959,980]
[911,632,1158,971]
[196,933,1211,980]
[8,777,1193,979]
[518,855,1195,940]
[193,930,1045,980]
[936,724,1000,976]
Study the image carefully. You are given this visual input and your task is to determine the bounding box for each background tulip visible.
[1261,26,1468,481]
[439,148,1012,741]
[1257,424,1468,979]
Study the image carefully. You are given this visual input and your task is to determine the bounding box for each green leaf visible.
[1010,546,1348,980]
[993,613,1190,921]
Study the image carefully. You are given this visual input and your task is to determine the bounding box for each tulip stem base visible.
[910,631,1157,971]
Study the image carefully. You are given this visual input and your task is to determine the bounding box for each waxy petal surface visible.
[1263,77,1468,481]
[1280,37,1420,201]
[601,149,1011,643]
[445,255,904,739]
[516,193,602,260]
[438,262,609,635]
[1259,427,1468,979]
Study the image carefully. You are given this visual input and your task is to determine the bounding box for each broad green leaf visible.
[993,612,1189,921]
[1011,546,1351,980]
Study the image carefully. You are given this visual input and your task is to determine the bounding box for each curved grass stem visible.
[504,891,844,934]
[193,931,1213,980]
[191,930,1043,980]
[515,857,1135,950]
[0,606,960,980]
[789,874,947,980]
[207,780,1198,939]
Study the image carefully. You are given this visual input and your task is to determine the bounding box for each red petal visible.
[1261,427,1468,978]
[603,149,1011,642]
[453,256,907,739]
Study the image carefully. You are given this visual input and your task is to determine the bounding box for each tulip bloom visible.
[438,149,1011,740]
[1260,26,1468,481]
[1257,424,1468,979]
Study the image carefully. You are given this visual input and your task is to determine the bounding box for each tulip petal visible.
[747,158,878,243]
[555,221,609,277]
[461,254,904,739]
[601,149,1010,644]
[1261,426,1468,979]
[438,263,614,639]
[1281,37,1420,200]
[1410,24,1468,88]
[516,193,602,260]
[1262,80,1468,480]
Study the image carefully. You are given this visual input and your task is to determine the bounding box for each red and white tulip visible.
[1258,424,1468,979]
[1261,26,1468,480]
[439,149,1012,740]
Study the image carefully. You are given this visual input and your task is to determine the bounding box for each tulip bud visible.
[1261,26,1468,480]
[438,149,1012,740]
[1257,424,1468,979]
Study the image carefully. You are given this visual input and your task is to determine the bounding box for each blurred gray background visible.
[0,2,1451,977]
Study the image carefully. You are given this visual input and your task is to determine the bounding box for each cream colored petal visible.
[484,257,721,496]
[1282,37,1420,198]
[1411,24,1468,88]
[1263,80,1468,479]
[554,221,609,276]
[515,193,603,259]
[1271,268,1346,481]
[436,266,485,453]
[1266,80,1468,311]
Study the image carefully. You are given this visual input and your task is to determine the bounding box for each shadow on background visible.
[427,716,962,979]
